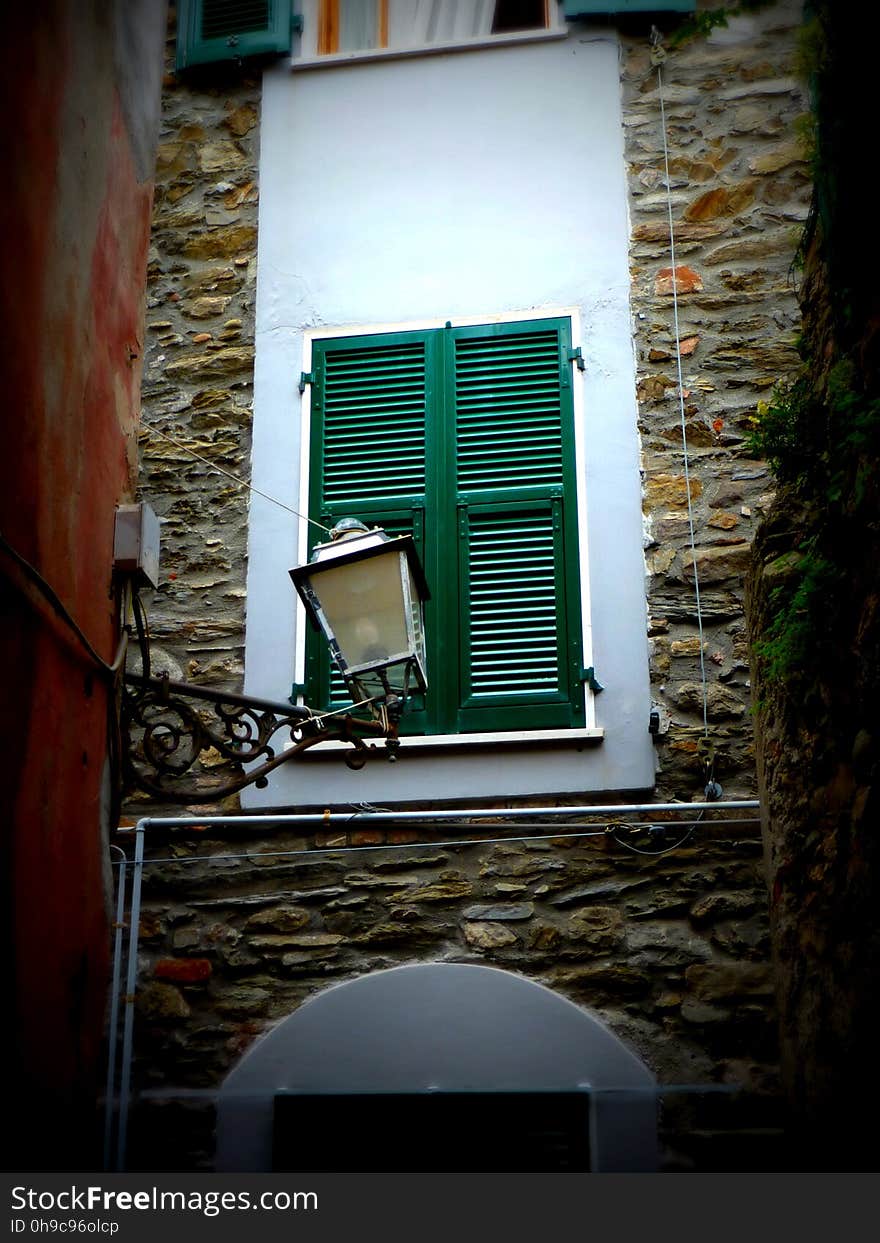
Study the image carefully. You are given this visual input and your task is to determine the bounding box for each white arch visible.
[216,963,657,1171]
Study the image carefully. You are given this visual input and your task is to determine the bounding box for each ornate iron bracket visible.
[122,673,397,802]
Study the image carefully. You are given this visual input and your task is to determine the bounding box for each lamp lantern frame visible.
[120,524,430,801]
[290,525,430,710]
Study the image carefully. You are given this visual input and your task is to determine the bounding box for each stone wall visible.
[623,0,809,800]
[128,814,778,1172]
[746,1,880,1170]
[126,1,810,1172]
[139,9,259,696]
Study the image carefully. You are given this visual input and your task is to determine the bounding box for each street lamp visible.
[121,516,429,800]
[290,519,429,713]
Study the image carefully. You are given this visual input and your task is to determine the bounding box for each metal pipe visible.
[115,800,760,834]
[103,848,128,1171]
[126,818,762,868]
[116,821,146,1172]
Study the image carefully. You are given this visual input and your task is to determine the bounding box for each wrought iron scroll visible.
[122,673,395,801]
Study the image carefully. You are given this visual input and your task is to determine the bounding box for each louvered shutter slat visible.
[307,334,429,727]
[321,342,426,504]
[201,0,271,37]
[455,330,564,492]
[464,511,561,696]
[451,320,584,731]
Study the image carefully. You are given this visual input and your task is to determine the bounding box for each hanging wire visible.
[609,808,705,857]
[651,27,710,738]
[0,530,129,678]
[141,422,331,534]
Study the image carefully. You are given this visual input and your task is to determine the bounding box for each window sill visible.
[296,725,604,758]
[291,27,569,73]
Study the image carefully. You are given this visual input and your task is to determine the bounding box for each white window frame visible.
[293,0,568,70]
[293,305,602,751]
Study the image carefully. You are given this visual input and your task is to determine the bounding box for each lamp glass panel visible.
[309,551,410,671]
[407,564,426,668]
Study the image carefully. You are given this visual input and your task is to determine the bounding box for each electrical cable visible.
[0,529,128,678]
[131,589,152,681]
[141,422,331,534]
[111,809,760,866]
[610,809,704,857]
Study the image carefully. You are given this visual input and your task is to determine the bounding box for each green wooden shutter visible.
[450,321,584,732]
[563,0,694,15]
[304,319,584,736]
[305,332,432,730]
[176,0,294,70]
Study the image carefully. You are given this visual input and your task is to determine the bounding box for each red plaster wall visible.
[0,2,165,1170]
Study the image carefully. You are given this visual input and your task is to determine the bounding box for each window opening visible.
[303,316,586,736]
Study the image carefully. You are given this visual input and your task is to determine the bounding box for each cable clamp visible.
[649,24,667,65]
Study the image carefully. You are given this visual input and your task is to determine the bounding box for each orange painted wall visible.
[0,2,165,1169]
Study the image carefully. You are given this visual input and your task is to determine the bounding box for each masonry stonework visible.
[127,2,807,1172]
[623,0,809,800]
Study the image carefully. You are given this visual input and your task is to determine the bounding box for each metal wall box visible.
[113,502,160,588]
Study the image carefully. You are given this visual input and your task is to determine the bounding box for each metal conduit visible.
[102,847,127,1171]
[107,799,761,1168]
[115,800,760,833]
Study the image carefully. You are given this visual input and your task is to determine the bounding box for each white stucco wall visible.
[243,29,655,807]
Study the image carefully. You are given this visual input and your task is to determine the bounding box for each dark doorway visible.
[273,1091,591,1172]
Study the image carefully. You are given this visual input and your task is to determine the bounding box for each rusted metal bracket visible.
[122,672,398,802]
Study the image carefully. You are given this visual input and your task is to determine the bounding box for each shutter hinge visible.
[580,666,604,693]
[290,682,307,703]
[568,346,585,371]
[299,371,313,394]
[291,13,304,36]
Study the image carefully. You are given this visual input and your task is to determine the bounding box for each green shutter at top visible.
[563,0,695,16]
[305,319,585,736]
[176,0,293,70]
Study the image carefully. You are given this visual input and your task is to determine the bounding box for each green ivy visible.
[753,541,837,688]
[750,357,880,686]
[668,1,774,48]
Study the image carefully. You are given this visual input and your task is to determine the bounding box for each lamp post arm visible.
[124,673,313,720]
[121,672,392,803]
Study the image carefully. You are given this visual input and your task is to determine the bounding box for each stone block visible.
[627,923,713,967]
[644,473,703,508]
[690,891,759,925]
[138,982,191,1021]
[684,543,752,583]
[164,346,255,380]
[565,906,625,950]
[655,265,703,296]
[748,140,807,174]
[462,921,518,949]
[670,682,746,720]
[154,957,212,983]
[407,880,474,903]
[182,295,232,320]
[180,225,257,260]
[243,904,309,934]
[461,901,533,921]
[685,963,774,1002]
[197,140,247,173]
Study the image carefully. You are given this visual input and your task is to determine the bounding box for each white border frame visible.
[295,305,598,743]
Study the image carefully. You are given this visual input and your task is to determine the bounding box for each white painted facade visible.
[243,25,655,807]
